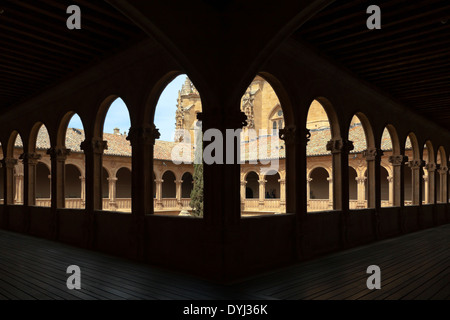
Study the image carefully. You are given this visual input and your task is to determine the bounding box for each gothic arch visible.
[57,111,86,148]
[28,122,52,154]
[6,130,24,158]
[349,112,375,149]
[309,97,341,140]
[94,95,131,139]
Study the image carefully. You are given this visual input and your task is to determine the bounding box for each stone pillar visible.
[362,148,383,209]
[80,138,108,212]
[20,153,42,206]
[326,138,354,211]
[425,163,436,204]
[79,176,86,206]
[327,177,333,209]
[175,179,183,209]
[47,147,71,209]
[356,176,367,209]
[127,125,160,215]
[422,175,429,204]
[279,178,286,213]
[306,178,312,208]
[388,155,408,207]
[48,175,52,199]
[155,179,163,210]
[408,160,425,206]
[2,158,18,205]
[107,177,118,210]
[438,166,448,203]
[240,180,246,211]
[387,176,394,206]
[15,172,24,205]
[258,178,266,210]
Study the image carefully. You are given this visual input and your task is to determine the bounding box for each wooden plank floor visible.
[0,224,448,300]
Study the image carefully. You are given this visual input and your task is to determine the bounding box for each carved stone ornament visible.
[388,155,408,166]
[47,147,71,161]
[127,125,161,146]
[362,148,383,161]
[326,138,354,154]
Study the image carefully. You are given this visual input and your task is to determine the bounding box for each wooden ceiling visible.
[0,0,449,130]
[294,0,450,129]
[0,0,145,113]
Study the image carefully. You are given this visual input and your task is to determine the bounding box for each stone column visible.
[240,180,247,211]
[326,138,354,211]
[356,176,367,209]
[438,166,448,203]
[175,179,183,209]
[327,177,333,209]
[155,179,163,210]
[425,163,436,204]
[326,138,353,248]
[127,125,160,215]
[2,158,18,205]
[20,153,42,206]
[48,175,52,199]
[47,147,71,209]
[306,178,312,208]
[387,176,394,206]
[408,159,425,205]
[279,178,286,213]
[80,138,107,212]
[258,178,266,210]
[422,174,429,204]
[15,172,24,205]
[79,176,86,206]
[362,148,383,209]
[389,155,408,207]
[107,177,118,210]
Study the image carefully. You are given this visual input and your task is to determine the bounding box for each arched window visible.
[101,97,132,211]
[181,172,193,198]
[245,172,259,199]
[306,100,333,212]
[162,171,176,198]
[240,76,286,216]
[36,162,51,206]
[33,125,51,207]
[65,164,83,209]
[153,74,203,217]
[64,113,85,209]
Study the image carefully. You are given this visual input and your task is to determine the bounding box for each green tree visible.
[190,163,203,217]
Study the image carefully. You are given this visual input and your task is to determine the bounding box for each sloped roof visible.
[12,124,410,160]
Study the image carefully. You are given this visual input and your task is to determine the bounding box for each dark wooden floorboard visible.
[0,224,448,300]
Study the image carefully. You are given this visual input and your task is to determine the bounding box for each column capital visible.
[47,147,71,161]
[279,126,296,145]
[175,180,183,185]
[307,178,313,183]
[326,138,354,154]
[387,176,394,183]
[278,179,286,184]
[438,166,448,174]
[425,162,437,172]
[240,181,247,186]
[107,177,118,182]
[422,175,429,182]
[155,179,164,184]
[327,177,333,182]
[258,179,267,185]
[79,176,86,182]
[81,138,108,155]
[408,159,425,169]
[19,152,42,165]
[356,176,367,184]
[127,124,160,146]
[389,155,408,166]
[362,148,383,161]
[1,157,18,168]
